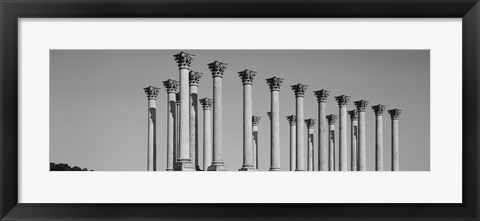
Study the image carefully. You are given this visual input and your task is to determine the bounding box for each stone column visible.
[348,110,358,171]
[174,92,180,166]
[207,61,228,171]
[305,118,316,171]
[189,71,203,171]
[372,104,386,171]
[200,98,213,171]
[163,80,179,171]
[144,86,160,171]
[267,77,284,171]
[239,69,257,171]
[388,109,402,171]
[354,100,369,171]
[252,116,261,170]
[173,52,195,171]
[335,95,350,171]
[326,114,337,171]
[291,83,308,171]
[314,89,330,171]
[286,115,296,171]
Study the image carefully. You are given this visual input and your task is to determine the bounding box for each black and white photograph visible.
[49,50,429,172]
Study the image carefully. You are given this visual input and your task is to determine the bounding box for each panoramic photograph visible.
[49,50,429,171]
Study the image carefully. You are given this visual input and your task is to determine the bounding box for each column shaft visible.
[329,124,335,171]
[319,102,328,171]
[166,93,175,171]
[351,120,358,171]
[295,97,305,171]
[203,108,212,170]
[241,83,255,170]
[339,106,347,171]
[270,90,281,171]
[147,99,156,171]
[392,119,399,171]
[179,68,190,162]
[375,115,384,171]
[253,125,259,169]
[189,85,199,170]
[358,111,366,171]
[290,124,296,171]
[307,128,314,171]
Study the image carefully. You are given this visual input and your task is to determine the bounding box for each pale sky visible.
[50,50,430,171]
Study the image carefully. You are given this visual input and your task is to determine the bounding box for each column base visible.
[269,167,282,171]
[207,162,228,171]
[295,169,305,171]
[238,165,257,171]
[173,160,195,171]
[166,168,173,171]
[195,165,201,171]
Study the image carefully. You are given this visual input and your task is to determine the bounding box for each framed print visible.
[1,0,479,220]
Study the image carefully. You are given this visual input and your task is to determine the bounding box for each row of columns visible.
[145,52,403,171]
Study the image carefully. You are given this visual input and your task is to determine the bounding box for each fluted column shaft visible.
[144,86,159,171]
[389,109,401,171]
[166,92,176,171]
[314,90,329,171]
[253,124,259,169]
[307,127,315,171]
[203,107,212,170]
[147,98,157,171]
[348,110,358,171]
[328,123,335,171]
[392,119,399,171]
[270,90,281,171]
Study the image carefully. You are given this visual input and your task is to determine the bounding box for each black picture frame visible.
[1,0,479,220]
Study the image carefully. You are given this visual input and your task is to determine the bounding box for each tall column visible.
[144,86,160,171]
[174,92,180,166]
[388,109,402,171]
[348,110,358,171]
[286,115,296,171]
[291,83,308,171]
[207,61,228,171]
[372,104,386,171]
[189,71,203,171]
[200,98,213,171]
[326,114,337,171]
[267,77,284,171]
[173,52,195,171]
[305,118,316,171]
[163,80,179,171]
[239,69,257,171]
[314,89,330,171]
[252,116,261,170]
[335,95,350,171]
[354,100,369,171]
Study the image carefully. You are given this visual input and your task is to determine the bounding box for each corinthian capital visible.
[286,115,296,126]
[313,89,330,103]
[238,69,257,85]
[372,104,387,116]
[305,118,317,129]
[335,95,351,107]
[354,100,369,112]
[189,71,203,86]
[173,51,195,69]
[208,61,228,78]
[291,83,309,97]
[199,98,214,110]
[144,86,160,100]
[162,79,179,94]
[348,110,358,121]
[326,114,337,125]
[388,109,402,120]
[266,76,284,91]
[252,116,262,126]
